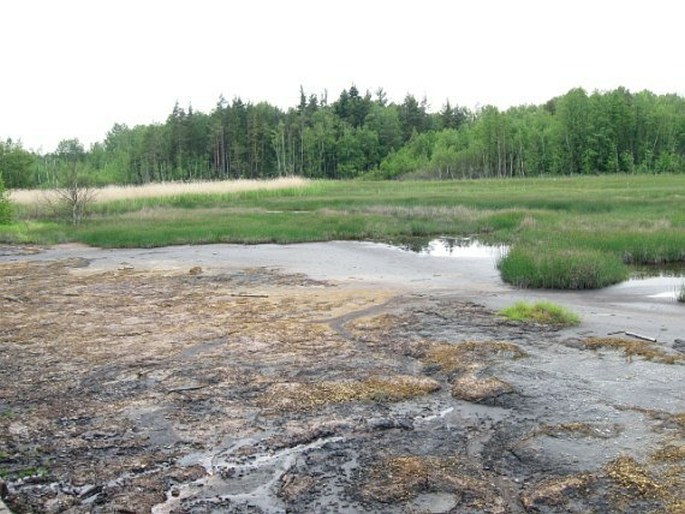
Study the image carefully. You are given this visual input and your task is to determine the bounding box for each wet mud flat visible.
[0,252,684,513]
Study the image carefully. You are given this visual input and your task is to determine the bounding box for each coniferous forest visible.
[1,85,684,189]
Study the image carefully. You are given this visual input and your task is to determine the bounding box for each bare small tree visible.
[44,138,98,225]
[53,178,98,225]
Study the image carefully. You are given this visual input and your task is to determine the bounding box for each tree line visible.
[1,85,684,188]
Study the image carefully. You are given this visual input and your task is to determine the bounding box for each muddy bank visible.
[0,243,683,513]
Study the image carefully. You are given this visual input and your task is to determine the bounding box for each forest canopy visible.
[1,85,684,188]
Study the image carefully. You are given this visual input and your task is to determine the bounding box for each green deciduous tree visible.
[0,173,11,224]
[5,85,684,185]
[50,138,97,225]
[0,139,36,188]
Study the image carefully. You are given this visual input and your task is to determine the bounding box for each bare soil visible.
[0,243,683,513]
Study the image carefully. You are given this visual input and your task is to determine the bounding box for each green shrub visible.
[498,300,580,326]
[0,175,12,224]
[499,246,628,289]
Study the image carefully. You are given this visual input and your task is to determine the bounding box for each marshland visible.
[3,174,685,289]
[1,174,684,513]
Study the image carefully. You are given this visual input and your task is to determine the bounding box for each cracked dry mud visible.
[1,247,683,513]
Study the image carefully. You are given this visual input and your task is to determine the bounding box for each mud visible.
[0,242,683,513]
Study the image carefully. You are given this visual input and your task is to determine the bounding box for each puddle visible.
[626,265,685,301]
[390,237,508,259]
[618,275,685,302]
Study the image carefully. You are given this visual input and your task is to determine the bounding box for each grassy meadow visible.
[3,174,685,289]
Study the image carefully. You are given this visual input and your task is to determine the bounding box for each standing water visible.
[392,237,508,260]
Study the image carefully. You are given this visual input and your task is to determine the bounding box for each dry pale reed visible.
[9,177,310,205]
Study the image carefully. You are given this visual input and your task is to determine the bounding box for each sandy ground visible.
[0,242,683,513]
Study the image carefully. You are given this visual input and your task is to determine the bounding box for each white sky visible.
[1,0,683,153]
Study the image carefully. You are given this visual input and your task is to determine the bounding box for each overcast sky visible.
[2,0,683,153]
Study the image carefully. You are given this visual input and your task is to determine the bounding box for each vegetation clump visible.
[652,445,685,463]
[605,456,663,499]
[539,422,621,439]
[499,246,628,289]
[422,341,525,404]
[362,455,495,505]
[581,337,683,364]
[498,300,580,326]
[450,374,513,403]
[423,341,526,374]
[519,473,594,510]
[263,376,440,410]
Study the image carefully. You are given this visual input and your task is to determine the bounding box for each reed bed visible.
[9,177,310,206]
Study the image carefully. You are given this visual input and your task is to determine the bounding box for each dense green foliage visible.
[4,86,685,188]
[0,139,36,189]
[0,174,11,224]
[498,301,580,326]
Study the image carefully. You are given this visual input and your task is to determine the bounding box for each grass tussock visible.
[604,453,684,513]
[450,374,513,402]
[539,422,621,439]
[672,413,685,433]
[621,408,685,436]
[423,341,527,374]
[348,314,405,339]
[605,456,664,499]
[581,337,683,364]
[362,455,492,504]
[519,473,594,510]
[499,246,629,289]
[422,341,524,403]
[498,301,580,326]
[652,445,685,463]
[263,376,440,410]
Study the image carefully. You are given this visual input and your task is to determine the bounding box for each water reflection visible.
[391,237,508,259]
[630,263,685,279]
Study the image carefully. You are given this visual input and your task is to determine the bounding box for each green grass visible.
[499,246,629,289]
[3,174,685,289]
[498,300,581,326]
